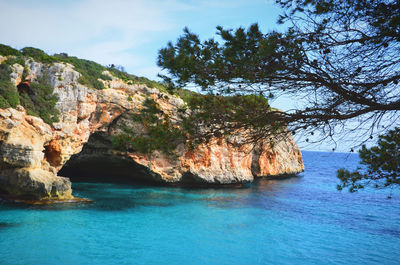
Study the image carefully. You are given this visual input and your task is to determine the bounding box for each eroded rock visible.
[0,60,304,201]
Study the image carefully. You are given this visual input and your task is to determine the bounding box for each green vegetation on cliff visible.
[0,43,174,125]
[112,98,185,155]
[107,68,168,93]
[0,64,19,109]
[0,63,59,124]
[0,44,20,57]
[19,74,60,125]
[1,43,275,152]
[0,44,168,91]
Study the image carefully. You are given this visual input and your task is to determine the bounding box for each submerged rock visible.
[0,59,304,201]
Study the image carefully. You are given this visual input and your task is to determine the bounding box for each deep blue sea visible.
[0,151,399,265]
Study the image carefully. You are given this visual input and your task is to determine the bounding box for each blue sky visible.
[0,0,282,80]
[0,0,373,152]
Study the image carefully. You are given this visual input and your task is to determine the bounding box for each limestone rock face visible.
[0,108,72,199]
[0,60,304,201]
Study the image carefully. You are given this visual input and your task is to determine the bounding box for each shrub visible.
[3,57,25,67]
[0,44,21,56]
[107,67,169,93]
[53,55,106,90]
[21,47,56,63]
[3,44,169,92]
[21,67,29,81]
[19,74,60,124]
[0,64,19,108]
[0,64,11,80]
[19,92,34,112]
[175,88,199,103]
[0,81,20,108]
[0,95,10,108]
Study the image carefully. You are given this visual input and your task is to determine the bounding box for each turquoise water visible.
[0,151,399,265]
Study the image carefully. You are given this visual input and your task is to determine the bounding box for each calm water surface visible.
[0,151,399,265]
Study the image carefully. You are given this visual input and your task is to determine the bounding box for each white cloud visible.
[0,0,279,79]
[0,1,187,53]
[0,0,196,78]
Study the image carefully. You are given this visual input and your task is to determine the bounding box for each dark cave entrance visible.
[17,81,32,95]
[58,133,161,185]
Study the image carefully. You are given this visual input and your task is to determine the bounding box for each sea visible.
[0,151,399,265]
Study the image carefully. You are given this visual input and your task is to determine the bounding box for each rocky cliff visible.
[0,54,304,202]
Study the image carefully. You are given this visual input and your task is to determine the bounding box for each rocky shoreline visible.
[0,56,304,202]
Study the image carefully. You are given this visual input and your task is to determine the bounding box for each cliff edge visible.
[0,51,304,201]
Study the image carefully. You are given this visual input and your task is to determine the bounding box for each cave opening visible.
[58,133,161,185]
[17,81,32,95]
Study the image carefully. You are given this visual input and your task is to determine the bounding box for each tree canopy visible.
[157,0,400,146]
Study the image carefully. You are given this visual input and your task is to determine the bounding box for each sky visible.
[0,0,373,152]
[0,0,282,80]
